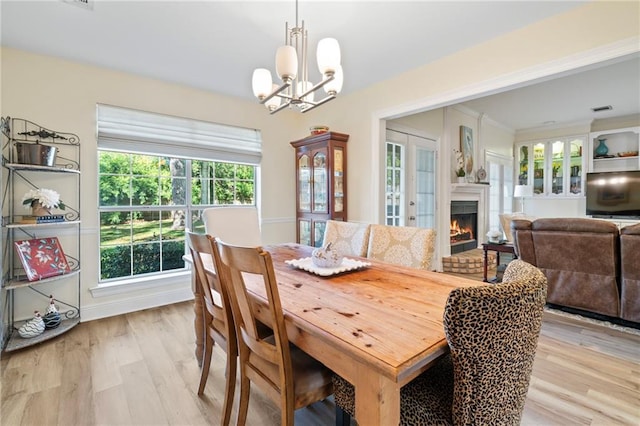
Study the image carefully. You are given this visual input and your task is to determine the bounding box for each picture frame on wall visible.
[460,125,474,177]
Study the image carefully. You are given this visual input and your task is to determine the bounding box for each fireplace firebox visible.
[450,201,478,254]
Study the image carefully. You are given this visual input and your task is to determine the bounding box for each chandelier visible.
[251,0,343,114]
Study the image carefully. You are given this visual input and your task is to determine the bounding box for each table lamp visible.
[513,184,533,212]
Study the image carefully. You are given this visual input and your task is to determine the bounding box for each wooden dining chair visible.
[203,206,262,247]
[366,224,436,269]
[333,259,547,425]
[185,231,237,426]
[212,239,334,426]
[321,220,371,257]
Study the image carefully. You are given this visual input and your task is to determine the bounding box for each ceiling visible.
[2,1,638,131]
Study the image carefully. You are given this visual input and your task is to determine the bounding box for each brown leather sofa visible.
[511,218,623,320]
[620,223,640,322]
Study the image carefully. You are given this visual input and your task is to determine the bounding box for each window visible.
[485,151,514,236]
[97,105,261,282]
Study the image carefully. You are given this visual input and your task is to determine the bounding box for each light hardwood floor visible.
[2,294,639,425]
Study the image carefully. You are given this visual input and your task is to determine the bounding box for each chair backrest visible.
[185,230,234,344]
[203,206,261,247]
[366,224,436,269]
[212,239,294,406]
[444,259,547,425]
[322,220,371,257]
[499,213,534,242]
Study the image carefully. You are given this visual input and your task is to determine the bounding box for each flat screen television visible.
[586,170,640,219]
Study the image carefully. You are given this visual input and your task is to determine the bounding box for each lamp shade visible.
[276,45,298,81]
[316,38,341,75]
[514,184,533,197]
[324,65,343,94]
[252,69,273,99]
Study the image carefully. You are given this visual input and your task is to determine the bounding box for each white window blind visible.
[97,104,262,164]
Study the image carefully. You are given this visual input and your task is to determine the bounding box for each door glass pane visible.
[299,220,311,246]
[569,139,583,194]
[533,143,545,194]
[313,152,327,213]
[551,140,564,195]
[415,147,435,228]
[298,154,311,212]
[385,142,404,226]
[314,221,326,247]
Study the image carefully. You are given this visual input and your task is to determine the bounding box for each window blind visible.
[97,104,262,164]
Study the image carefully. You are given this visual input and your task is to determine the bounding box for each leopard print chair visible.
[333,259,547,425]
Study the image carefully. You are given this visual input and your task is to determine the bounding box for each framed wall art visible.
[460,125,474,177]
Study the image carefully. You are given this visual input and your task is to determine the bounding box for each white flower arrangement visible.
[21,188,66,210]
[453,149,465,177]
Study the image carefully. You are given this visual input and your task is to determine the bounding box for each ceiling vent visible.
[591,105,613,113]
[61,0,94,10]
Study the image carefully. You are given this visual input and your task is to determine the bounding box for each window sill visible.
[89,269,191,298]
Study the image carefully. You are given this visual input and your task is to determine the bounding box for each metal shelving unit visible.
[1,117,81,352]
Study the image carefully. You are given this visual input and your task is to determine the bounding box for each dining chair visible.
[333,259,547,425]
[212,239,334,426]
[366,224,436,269]
[185,231,237,426]
[499,213,535,242]
[321,220,371,257]
[203,206,262,246]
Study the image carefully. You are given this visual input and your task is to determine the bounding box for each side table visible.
[482,242,517,282]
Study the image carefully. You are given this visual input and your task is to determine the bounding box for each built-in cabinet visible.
[291,131,348,247]
[588,126,640,172]
[1,117,81,352]
[516,135,586,196]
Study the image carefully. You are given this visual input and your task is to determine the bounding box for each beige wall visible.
[2,0,638,320]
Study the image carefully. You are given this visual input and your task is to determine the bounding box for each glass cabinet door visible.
[298,154,311,211]
[517,145,529,185]
[299,220,311,246]
[313,221,326,247]
[551,140,564,194]
[334,148,344,213]
[313,151,327,213]
[532,142,545,194]
[568,139,583,194]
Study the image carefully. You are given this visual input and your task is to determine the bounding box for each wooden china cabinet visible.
[291,131,348,247]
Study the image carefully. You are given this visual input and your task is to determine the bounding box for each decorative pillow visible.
[366,224,436,269]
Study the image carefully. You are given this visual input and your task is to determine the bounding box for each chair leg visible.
[220,350,237,426]
[235,373,251,426]
[198,334,214,395]
[335,406,351,426]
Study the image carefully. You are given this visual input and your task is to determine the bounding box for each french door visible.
[385,129,437,228]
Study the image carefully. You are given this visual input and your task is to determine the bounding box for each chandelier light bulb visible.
[276,45,298,82]
[324,65,343,95]
[316,38,341,76]
[252,69,273,99]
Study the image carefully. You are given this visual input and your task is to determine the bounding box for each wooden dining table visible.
[188,243,481,425]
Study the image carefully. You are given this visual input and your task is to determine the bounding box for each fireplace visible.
[450,201,478,254]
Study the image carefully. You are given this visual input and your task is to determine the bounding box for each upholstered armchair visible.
[621,223,640,322]
[366,224,436,269]
[511,217,621,318]
[321,220,371,257]
[333,259,548,425]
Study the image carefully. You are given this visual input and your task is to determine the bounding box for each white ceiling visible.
[2,0,638,130]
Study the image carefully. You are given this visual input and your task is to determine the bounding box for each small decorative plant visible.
[21,188,66,211]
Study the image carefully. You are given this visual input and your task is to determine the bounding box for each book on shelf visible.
[14,237,71,281]
[19,215,65,224]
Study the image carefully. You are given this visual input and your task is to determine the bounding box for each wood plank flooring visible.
[2,288,639,425]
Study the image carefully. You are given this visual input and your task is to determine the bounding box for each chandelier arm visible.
[300,95,336,113]
[298,74,335,99]
[269,100,293,115]
[259,82,292,105]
